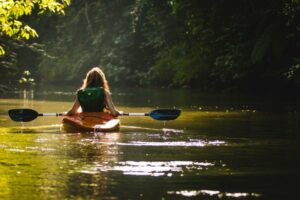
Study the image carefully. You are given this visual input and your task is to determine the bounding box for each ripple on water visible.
[6,146,56,153]
[162,128,184,134]
[79,161,216,176]
[93,139,225,147]
[6,148,26,152]
[167,190,261,198]
[35,138,49,143]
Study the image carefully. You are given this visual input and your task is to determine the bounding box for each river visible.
[0,87,299,199]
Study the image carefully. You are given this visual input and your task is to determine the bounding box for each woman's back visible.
[77,87,105,112]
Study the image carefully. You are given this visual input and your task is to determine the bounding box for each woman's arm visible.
[66,97,81,116]
[104,91,119,117]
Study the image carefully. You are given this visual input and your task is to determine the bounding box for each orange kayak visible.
[62,112,120,132]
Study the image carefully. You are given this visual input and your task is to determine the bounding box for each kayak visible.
[62,112,120,132]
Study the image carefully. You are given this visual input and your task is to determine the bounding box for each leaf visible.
[0,46,5,55]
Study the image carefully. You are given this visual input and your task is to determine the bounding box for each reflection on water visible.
[10,124,62,134]
[97,139,225,147]
[0,89,300,199]
[162,128,184,134]
[168,190,261,198]
[80,161,216,176]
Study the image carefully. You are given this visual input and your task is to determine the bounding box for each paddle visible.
[8,109,64,122]
[8,108,181,122]
[121,109,181,120]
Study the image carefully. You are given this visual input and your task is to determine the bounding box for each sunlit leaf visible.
[0,46,5,55]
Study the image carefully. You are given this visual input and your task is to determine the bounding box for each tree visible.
[0,0,70,55]
[13,0,300,93]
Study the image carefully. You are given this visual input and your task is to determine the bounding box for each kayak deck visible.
[62,112,120,132]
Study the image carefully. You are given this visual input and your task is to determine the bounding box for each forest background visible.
[1,0,300,94]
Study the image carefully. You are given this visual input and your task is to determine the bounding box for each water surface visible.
[0,88,299,199]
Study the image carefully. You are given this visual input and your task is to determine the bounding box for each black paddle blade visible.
[149,109,181,120]
[8,109,39,122]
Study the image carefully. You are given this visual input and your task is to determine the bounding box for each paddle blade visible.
[149,109,181,120]
[8,109,39,122]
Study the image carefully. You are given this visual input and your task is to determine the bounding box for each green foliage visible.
[285,62,300,86]
[0,46,4,54]
[37,0,136,84]
[0,0,70,89]
[151,43,211,87]
[3,0,300,93]
[0,0,70,55]
[19,70,36,89]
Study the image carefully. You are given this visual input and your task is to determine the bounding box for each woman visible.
[66,67,119,116]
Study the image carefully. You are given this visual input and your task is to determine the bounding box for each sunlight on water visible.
[162,128,184,134]
[79,161,215,176]
[122,125,162,131]
[6,147,56,153]
[167,190,261,198]
[35,138,50,143]
[93,139,225,147]
[9,124,63,134]
[7,148,26,152]
[122,126,185,134]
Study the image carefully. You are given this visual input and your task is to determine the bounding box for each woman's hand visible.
[64,111,74,116]
[111,110,120,117]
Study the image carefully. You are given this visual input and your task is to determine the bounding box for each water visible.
[0,88,300,199]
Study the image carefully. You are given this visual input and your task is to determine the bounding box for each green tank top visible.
[77,87,105,112]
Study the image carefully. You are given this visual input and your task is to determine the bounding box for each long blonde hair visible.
[80,67,110,92]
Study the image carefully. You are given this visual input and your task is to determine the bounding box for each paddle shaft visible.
[38,113,64,117]
[39,112,148,117]
[121,112,149,116]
